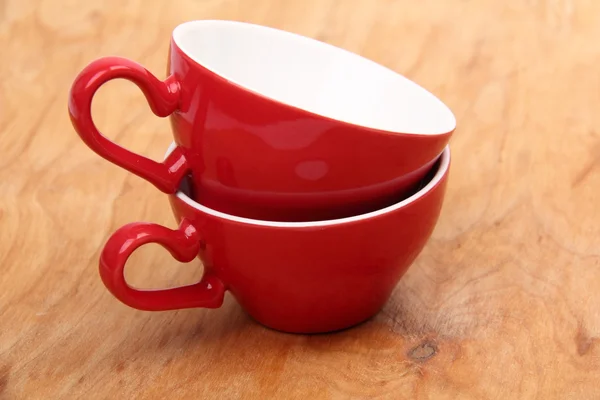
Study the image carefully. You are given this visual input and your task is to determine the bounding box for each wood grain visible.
[1,0,600,398]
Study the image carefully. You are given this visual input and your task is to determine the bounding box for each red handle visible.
[68,56,189,193]
[99,219,225,311]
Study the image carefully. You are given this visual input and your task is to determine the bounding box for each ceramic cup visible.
[69,20,456,221]
[98,143,450,334]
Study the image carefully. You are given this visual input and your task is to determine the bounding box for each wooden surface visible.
[1,0,600,398]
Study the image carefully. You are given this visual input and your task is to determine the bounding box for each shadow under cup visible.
[98,145,450,334]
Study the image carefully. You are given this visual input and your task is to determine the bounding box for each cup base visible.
[243,305,385,334]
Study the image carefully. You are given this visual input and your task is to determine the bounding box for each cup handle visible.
[68,56,189,193]
[99,219,225,311]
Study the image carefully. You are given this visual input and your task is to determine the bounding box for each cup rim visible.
[167,143,450,228]
[171,19,456,137]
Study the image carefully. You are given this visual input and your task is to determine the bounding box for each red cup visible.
[68,20,456,221]
[98,144,450,334]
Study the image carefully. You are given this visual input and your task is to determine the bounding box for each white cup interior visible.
[172,20,456,135]
[171,143,450,228]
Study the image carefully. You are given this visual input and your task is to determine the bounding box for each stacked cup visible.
[69,20,455,334]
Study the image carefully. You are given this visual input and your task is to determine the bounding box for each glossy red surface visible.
[68,57,190,193]
[98,147,450,334]
[68,27,454,221]
[99,220,225,310]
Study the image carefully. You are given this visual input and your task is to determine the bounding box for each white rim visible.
[168,143,450,227]
[171,20,456,136]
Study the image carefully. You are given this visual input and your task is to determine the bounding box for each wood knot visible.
[407,341,438,362]
[576,324,597,356]
[115,361,126,373]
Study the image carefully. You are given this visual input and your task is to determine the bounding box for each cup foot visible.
[244,307,384,335]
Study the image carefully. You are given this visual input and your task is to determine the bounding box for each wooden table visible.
[1,0,599,398]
